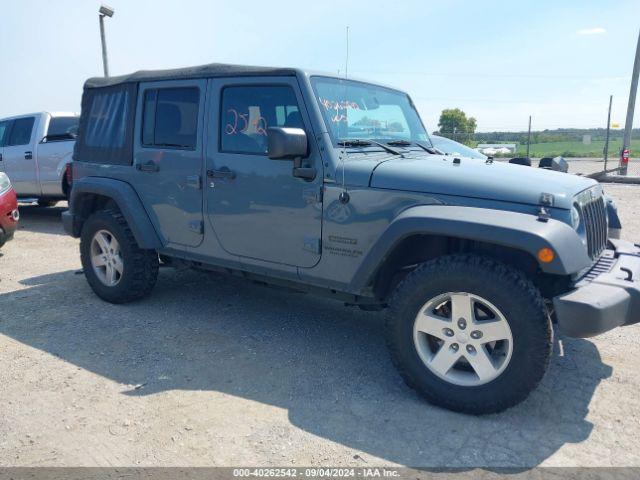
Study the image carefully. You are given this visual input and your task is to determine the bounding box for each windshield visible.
[311,76,430,146]
[430,135,487,160]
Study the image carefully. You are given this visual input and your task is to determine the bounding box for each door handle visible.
[24,151,33,160]
[207,167,236,180]
[136,161,159,173]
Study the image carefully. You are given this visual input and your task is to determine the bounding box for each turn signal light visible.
[538,247,555,263]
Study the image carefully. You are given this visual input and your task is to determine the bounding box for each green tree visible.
[438,108,477,144]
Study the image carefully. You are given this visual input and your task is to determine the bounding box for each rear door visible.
[2,116,39,195]
[130,80,206,248]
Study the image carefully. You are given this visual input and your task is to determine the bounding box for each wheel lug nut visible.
[471,330,482,339]
[457,318,467,330]
[443,328,454,337]
[450,343,459,351]
[466,345,476,354]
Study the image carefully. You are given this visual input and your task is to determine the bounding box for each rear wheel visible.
[386,254,552,414]
[80,209,158,303]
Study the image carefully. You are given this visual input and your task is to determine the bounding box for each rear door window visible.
[141,87,200,149]
[7,117,35,146]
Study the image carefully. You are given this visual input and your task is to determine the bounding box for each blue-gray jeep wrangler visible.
[63,63,640,414]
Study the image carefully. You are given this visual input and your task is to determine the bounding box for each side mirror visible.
[267,127,316,181]
[267,127,308,159]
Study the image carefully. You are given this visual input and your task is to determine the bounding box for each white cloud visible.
[577,27,606,35]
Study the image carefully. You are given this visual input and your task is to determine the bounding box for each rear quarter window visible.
[75,83,137,165]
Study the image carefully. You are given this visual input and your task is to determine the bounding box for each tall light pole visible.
[621,28,640,175]
[98,5,115,77]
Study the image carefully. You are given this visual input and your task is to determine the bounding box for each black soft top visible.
[84,63,298,89]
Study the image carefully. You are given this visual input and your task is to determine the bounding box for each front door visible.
[206,77,323,268]
[2,116,39,195]
[132,80,206,248]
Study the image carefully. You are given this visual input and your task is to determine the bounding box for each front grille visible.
[582,195,608,259]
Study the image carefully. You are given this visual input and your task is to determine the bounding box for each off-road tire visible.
[80,209,159,304]
[386,254,552,414]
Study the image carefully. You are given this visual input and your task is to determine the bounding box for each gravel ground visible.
[0,185,639,468]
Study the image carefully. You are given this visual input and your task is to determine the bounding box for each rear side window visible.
[47,116,79,140]
[142,87,199,149]
[75,83,137,165]
[220,85,301,155]
[7,117,35,146]
[84,90,129,148]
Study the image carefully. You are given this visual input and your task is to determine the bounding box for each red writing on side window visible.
[225,109,268,136]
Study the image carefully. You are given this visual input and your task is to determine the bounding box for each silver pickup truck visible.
[0,112,78,206]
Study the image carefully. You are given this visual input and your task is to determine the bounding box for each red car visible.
[0,172,19,248]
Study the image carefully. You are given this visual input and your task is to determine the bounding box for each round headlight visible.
[571,205,581,230]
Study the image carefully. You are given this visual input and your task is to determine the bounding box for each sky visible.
[1,0,639,132]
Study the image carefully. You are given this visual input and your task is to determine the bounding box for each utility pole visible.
[604,95,613,171]
[621,28,640,175]
[526,116,532,159]
[98,5,115,77]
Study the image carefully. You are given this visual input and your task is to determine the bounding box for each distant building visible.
[476,143,518,154]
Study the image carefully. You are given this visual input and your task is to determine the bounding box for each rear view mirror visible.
[267,127,308,159]
[539,156,568,173]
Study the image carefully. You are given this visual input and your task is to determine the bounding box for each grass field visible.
[512,138,640,158]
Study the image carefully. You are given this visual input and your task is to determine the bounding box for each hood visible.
[367,154,596,209]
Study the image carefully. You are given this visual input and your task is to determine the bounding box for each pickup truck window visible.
[220,85,301,155]
[311,76,428,146]
[0,121,8,146]
[7,117,35,146]
[141,87,200,149]
[47,116,79,141]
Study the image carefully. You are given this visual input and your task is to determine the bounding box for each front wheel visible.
[80,209,159,303]
[386,254,552,414]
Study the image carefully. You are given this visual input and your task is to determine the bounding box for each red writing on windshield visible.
[318,98,360,123]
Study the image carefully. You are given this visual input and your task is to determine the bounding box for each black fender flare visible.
[66,177,163,249]
[349,205,592,291]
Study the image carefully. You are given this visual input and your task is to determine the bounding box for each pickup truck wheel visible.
[80,209,159,304]
[386,254,551,414]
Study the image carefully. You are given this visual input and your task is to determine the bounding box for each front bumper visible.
[0,188,18,247]
[553,239,640,337]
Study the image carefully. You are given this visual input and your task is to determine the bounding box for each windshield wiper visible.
[386,139,412,147]
[387,139,440,154]
[156,142,190,148]
[338,139,403,156]
[337,139,372,147]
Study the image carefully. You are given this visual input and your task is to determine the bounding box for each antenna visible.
[339,25,350,204]
[345,26,349,80]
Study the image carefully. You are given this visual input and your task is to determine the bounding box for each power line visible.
[351,70,631,80]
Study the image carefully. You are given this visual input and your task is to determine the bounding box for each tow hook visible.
[620,267,634,282]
